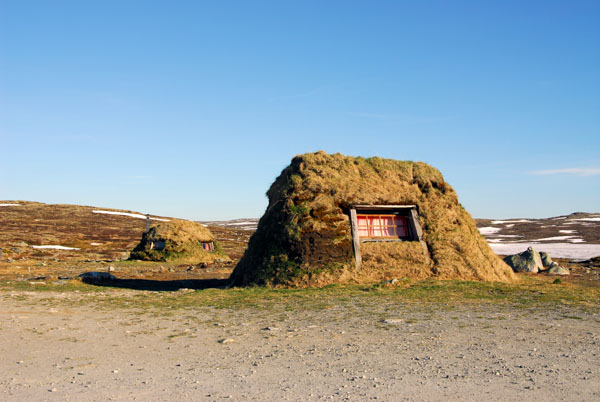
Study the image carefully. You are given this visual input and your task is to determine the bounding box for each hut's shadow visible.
[81,276,229,291]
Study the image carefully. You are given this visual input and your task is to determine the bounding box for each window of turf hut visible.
[201,241,215,251]
[149,240,166,250]
[150,239,214,252]
[349,205,425,270]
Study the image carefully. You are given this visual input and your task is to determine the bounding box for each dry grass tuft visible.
[230,151,515,287]
[360,242,433,281]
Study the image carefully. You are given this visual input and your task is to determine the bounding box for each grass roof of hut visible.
[130,219,228,263]
[230,151,516,287]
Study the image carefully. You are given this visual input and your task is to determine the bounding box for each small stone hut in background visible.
[230,151,515,287]
[130,220,228,264]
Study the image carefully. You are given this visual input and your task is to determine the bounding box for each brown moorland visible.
[0,201,250,285]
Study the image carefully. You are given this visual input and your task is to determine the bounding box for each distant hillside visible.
[0,201,251,262]
[0,201,173,261]
[2,201,597,262]
[199,218,258,232]
[476,212,600,259]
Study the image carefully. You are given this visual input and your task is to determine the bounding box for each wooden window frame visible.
[349,205,427,270]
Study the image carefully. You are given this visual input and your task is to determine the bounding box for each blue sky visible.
[1,0,599,220]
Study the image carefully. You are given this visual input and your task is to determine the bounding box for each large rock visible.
[539,251,553,268]
[78,271,116,283]
[503,247,543,273]
[547,265,570,275]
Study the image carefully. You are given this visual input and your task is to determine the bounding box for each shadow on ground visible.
[82,276,230,291]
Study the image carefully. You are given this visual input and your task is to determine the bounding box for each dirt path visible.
[1,291,599,401]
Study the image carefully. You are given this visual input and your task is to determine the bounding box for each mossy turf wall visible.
[230,151,515,287]
[130,220,228,264]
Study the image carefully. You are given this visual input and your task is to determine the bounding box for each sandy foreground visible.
[0,290,598,402]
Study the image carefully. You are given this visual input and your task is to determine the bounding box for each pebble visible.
[383,319,403,325]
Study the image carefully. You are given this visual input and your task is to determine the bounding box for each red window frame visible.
[356,214,409,239]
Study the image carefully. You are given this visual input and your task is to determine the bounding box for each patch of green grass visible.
[0,279,108,292]
[167,331,191,340]
[1,275,598,314]
[561,315,582,320]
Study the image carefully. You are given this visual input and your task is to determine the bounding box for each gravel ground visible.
[1,290,599,401]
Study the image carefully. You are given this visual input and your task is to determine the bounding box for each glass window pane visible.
[383,225,395,237]
[395,217,407,237]
[355,213,413,238]
[357,216,369,237]
[372,225,382,237]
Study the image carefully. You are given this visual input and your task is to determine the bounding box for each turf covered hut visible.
[230,151,515,287]
[130,219,228,264]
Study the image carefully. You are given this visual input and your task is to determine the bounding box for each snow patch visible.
[32,245,80,251]
[478,227,502,235]
[90,242,103,246]
[491,219,532,224]
[504,224,514,228]
[0,203,21,206]
[559,230,576,234]
[568,217,600,222]
[92,210,170,221]
[489,243,600,260]
[532,235,577,241]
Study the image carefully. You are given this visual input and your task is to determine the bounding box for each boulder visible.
[78,271,116,283]
[539,251,553,268]
[547,266,570,275]
[503,247,543,273]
